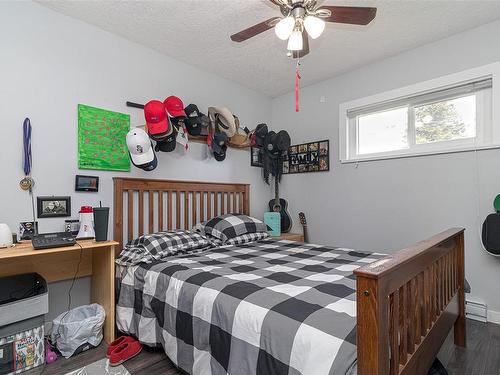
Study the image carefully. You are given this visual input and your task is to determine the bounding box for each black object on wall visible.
[482,213,500,256]
[75,175,99,192]
[126,101,145,109]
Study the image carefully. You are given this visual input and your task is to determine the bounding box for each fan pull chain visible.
[295,60,301,112]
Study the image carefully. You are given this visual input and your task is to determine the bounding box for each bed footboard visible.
[354,228,465,375]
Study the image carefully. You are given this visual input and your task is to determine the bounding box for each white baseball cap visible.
[126,128,155,167]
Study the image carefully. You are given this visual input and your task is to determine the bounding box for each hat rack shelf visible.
[126,101,250,150]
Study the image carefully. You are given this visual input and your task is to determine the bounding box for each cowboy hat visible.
[264,130,291,155]
[228,115,252,148]
[208,106,237,137]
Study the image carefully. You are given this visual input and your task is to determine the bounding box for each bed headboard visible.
[113,177,250,249]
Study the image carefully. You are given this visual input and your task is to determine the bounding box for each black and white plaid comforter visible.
[116,239,385,375]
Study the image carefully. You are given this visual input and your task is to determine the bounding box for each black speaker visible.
[482,213,500,255]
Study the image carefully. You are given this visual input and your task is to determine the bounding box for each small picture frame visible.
[75,175,99,192]
[37,196,71,218]
[250,147,263,167]
[19,221,38,240]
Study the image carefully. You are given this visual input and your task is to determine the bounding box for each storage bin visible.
[0,317,45,374]
[0,273,48,374]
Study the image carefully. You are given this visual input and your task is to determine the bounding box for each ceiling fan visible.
[230,0,377,58]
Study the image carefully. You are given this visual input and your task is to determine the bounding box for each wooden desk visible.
[0,240,118,344]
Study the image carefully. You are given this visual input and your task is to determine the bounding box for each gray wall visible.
[272,20,500,322]
[0,2,271,323]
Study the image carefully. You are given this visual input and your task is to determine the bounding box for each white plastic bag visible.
[51,303,105,358]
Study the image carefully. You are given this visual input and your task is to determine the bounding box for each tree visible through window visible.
[414,95,476,145]
[343,76,493,162]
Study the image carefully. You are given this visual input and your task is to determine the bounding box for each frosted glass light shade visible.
[304,16,325,39]
[287,30,303,51]
[275,16,295,40]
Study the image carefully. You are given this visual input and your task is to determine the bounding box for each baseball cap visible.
[136,152,158,171]
[155,127,177,153]
[164,96,186,118]
[185,103,200,118]
[212,132,228,161]
[148,118,173,142]
[144,100,168,135]
[185,104,210,136]
[126,128,157,170]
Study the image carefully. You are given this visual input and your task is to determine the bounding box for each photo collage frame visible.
[283,139,329,174]
[251,139,330,174]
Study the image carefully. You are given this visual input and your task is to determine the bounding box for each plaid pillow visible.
[116,230,212,266]
[195,214,268,243]
[226,231,269,245]
[207,231,270,247]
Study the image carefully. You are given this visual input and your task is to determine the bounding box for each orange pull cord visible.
[295,59,301,112]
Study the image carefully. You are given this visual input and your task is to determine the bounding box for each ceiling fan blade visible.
[268,0,286,6]
[292,32,310,59]
[230,17,281,42]
[319,6,377,25]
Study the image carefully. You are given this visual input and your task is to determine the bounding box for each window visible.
[339,64,499,163]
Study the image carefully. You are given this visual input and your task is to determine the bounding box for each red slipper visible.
[109,341,142,366]
[106,336,137,358]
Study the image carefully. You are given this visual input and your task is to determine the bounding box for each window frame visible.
[339,63,500,163]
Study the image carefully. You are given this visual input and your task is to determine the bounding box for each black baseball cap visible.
[185,104,210,136]
[155,127,177,152]
[212,132,228,161]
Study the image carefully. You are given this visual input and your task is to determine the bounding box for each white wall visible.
[272,20,500,323]
[0,2,271,322]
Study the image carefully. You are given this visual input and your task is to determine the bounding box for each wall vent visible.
[465,299,487,322]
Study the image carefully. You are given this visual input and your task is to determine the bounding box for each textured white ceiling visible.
[39,0,500,97]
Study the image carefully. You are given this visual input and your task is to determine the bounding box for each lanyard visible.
[295,61,301,113]
[23,118,32,176]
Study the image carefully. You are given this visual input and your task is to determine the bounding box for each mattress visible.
[116,238,384,375]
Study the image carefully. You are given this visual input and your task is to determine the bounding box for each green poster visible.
[78,104,130,171]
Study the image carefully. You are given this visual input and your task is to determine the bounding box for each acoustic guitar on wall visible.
[298,212,308,243]
[268,175,292,233]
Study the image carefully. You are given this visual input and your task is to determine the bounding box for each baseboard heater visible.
[465,299,487,322]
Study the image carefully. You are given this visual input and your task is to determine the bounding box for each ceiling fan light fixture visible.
[287,29,303,51]
[274,16,295,40]
[304,15,325,39]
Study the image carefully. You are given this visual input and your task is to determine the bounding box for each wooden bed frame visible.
[113,177,466,375]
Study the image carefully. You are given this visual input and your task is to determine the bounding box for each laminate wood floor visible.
[26,319,499,375]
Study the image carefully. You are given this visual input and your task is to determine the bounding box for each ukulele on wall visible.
[299,212,309,242]
[268,175,292,233]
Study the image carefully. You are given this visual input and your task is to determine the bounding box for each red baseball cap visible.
[164,96,186,118]
[144,100,169,135]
